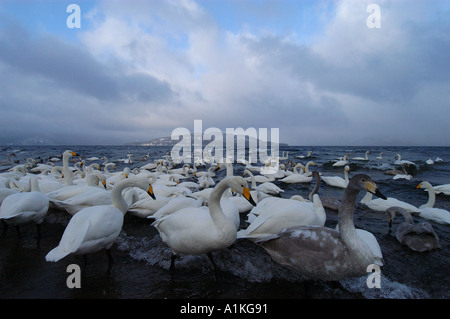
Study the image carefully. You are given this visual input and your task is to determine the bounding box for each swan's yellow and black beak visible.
[70,152,79,157]
[416,183,422,189]
[243,187,257,206]
[365,181,386,200]
[102,180,107,189]
[214,163,220,172]
[147,185,156,200]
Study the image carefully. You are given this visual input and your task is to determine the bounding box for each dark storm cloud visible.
[0,21,174,103]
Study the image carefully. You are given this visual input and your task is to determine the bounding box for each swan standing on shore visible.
[256,174,386,281]
[152,176,256,271]
[0,175,49,238]
[45,177,156,264]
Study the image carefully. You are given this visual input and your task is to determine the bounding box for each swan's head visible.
[386,206,414,228]
[125,177,156,200]
[64,150,79,157]
[227,176,257,206]
[385,206,399,228]
[345,165,350,172]
[416,181,433,190]
[349,174,386,200]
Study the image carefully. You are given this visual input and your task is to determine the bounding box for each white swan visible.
[321,165,350,188]
[416,182,450,225]
[243,169,283,196]
[385,206,440,252]
[152,176,256,270]
[352,151,370,161]
[432,183,450,196]
[51,178,112,216]
[360,191,417,213]
[332,153,349,167]
[0,188,18,206]
[376,152,383,160]
[279,162,316,184]
[245,172,321,224]
[151,197,205,220]
[256,174,386,281]
[393,153,416,166]
[295,151,313,159]
[61,150,80,186]
[0,175,49,238]
[47,173,105,203]
[237,193,326,240]
[45,177,156,263]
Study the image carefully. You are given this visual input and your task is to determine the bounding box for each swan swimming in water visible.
[321,165,350,189]
[416,182,450,225]
[352,151,370,161]
[385,206,440,252]
[256,174,386,281]
[432,183,450,196]
[332,153,349,167]
[360,191,417,213]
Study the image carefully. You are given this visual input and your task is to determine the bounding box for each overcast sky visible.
[0,0,449,146]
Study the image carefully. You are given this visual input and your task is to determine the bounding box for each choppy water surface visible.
[0,145,449,299]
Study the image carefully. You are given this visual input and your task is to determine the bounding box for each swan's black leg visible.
[15,225,21,238]
[170,254,177,271]
[35,224,41,247]
[1,220,8,234]
[106,248,114,264]
[36,224,41,239]
[207,252,219,271]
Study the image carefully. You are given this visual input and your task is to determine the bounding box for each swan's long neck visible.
[422,184,436,208]
[111,179,147,214]
[226,163,233,177]
[344,168,349,183]
[30,176,41,192]
[338,187,370,256]
[294,163,304,174]
[244,170,256,190]
[304,162,313,175]
[62,153,73,186]
[308,172,320,201]
[398,209,414,224]
[208,179,233,227]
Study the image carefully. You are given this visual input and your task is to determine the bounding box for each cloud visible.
[0,0,449,146]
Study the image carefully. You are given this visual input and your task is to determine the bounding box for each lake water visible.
[0,145,448,300]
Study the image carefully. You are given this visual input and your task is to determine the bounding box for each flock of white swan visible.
[0,149,448,282]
